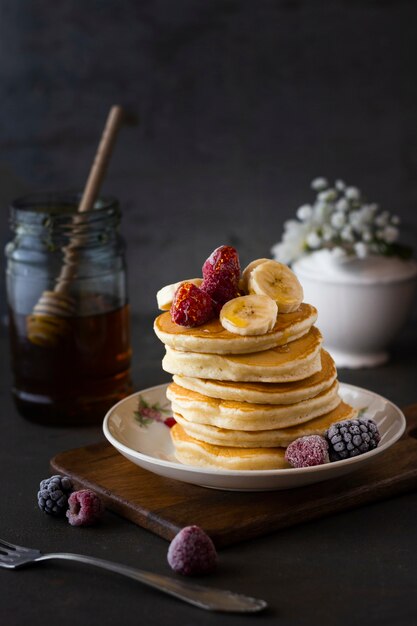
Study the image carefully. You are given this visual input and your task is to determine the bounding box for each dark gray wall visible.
[1,0,417,315]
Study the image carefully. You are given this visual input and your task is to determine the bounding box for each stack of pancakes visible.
[154,303,357,470]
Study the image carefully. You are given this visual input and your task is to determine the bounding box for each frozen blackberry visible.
[38,474,73,516]
[66,489,104,526]
[326,418,381,461]
[167,525,218,576]
[285,435,329,468]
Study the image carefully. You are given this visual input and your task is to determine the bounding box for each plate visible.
[103,383,406,491]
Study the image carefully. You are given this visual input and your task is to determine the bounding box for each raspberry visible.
[170,282,215,327]
[202,245,241,284]
[38,475,73,516]
[326,418,381,461]
[167,525,218,576]
[200,246,241,310]
[66,489,104,526]
[285,435,329,468]
[200,274,240,312]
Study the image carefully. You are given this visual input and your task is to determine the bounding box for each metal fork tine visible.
[0,539,18,551]
[0,538,35,553]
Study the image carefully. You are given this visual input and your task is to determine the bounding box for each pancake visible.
[154,303,317,355]
[167,380,341,430]
[163,326,323,383]
[173,349,337,404]
[171,423,288,470]
[173,400,357,448]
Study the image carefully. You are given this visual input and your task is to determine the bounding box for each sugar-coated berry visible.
[285,435,329,468]
[201,246,241,310]
[200,275,240,312]
[66,489,104,527]
[38,475,73,516]
[202,245,241,284]
[170,282,215,327]
[326,418,381,461]
[167,525,218,576]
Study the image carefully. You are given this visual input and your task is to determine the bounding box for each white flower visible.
[341,225,354,242]
[336,198,349,212]
[296,204,313,221]
[331,212,346,229]
[313,200,332,223]
[375,211,389,227]
[382,225,399,243]
[271,177,407,263]
[331,247,347,259]
[354,242,368,258]
[349,210,366,233]
[311,177,328,191]
[306,231,322,249]
[318,189,337,202]
[345,186,360,200]
[322,224,335,241]
[360,205,376,223]
[283,219,301,234]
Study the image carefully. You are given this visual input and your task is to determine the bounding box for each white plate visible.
[103,383,406,491]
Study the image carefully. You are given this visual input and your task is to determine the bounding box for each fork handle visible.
[34,553,266,613]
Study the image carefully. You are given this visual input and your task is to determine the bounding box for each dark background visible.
[1,0,417,316]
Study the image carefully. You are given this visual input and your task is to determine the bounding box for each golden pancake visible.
[173,349,336,404]
[173,400,357,448]
[167,379,340,430]
[171,423,288,470]
[154,303,317,354]
[163,326,323,382]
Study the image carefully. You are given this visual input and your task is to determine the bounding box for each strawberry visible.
[170,282,215,327]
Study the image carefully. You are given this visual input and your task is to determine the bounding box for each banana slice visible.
[240,258,270,293]
[157,278,202,310]
[220,295,278,336]
[248,260,303,313]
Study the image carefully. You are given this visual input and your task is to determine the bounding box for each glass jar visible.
[5,192,133,426]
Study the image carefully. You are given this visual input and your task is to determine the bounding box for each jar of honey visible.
[5,192,133,425]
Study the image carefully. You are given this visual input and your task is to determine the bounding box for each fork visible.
[0,538,267,613]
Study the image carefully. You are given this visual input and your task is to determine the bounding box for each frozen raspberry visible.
[38,475,73,516]
[326,418,381,461]
[285,435,329,468]
[167,525,218,576]
[66,489,104,527]
[170,282,215,327]
[202,245,241,284]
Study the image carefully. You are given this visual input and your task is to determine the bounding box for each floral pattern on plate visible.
[134,393,176,429]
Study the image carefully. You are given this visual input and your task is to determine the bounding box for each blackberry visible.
[38,475,73,516]
[326,418,381,461]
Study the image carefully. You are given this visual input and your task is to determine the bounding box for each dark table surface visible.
[2,314,417,626]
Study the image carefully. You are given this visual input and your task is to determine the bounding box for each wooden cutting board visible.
[51,404,417,548]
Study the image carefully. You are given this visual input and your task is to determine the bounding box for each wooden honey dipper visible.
[27,105,125,347]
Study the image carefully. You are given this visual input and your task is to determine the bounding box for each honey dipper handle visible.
[54,106,124,293]
[78,105,124,213]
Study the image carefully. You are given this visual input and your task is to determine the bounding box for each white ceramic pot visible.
[292,251,417,368]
